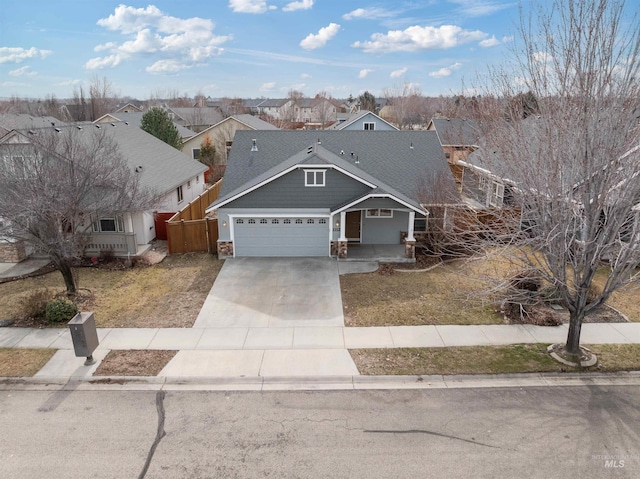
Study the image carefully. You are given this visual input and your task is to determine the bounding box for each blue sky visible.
[0,0,530,100]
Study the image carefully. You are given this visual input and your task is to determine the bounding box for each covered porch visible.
[337,244,413,263]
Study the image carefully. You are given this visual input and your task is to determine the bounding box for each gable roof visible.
[167,107,224,126]
[429,118,480,146]
[4,123,207,196]
[327,110,399,130]
[0,114,67,136]
[209,130,456,212]
[183,114,279,146]
[94,112,196,139]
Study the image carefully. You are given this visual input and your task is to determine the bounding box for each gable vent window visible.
[304,169,326,187]
[364,122,375,130]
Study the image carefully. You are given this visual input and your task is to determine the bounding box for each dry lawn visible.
[93,350,176,376]
[351,344,640,376]
[340,258,504,327]
[0,348,56,377]
[0,253,223,328]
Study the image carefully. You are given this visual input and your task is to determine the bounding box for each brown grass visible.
[0,348,56,377]
[351,344,640,376]
[340,258,504,327]
[93,350,176,376]
[0,253,224,328]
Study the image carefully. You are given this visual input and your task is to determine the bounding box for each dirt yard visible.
[0,253,223,328]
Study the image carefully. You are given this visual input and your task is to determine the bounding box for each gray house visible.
[328,111,398,131]
[206,130,456,259]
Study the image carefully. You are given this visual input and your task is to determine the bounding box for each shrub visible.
[21,289,54,319]
[45,299,79,324]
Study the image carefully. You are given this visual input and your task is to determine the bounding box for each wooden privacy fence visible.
[166,179,222,254]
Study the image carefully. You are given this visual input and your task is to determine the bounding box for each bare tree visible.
[0,127,158,295]
[383,82,423,129]
[89,75,116,120]
[472,0,640,361]
[311,91,336,128]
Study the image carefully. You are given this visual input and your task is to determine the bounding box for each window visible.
[260,219,268,224]
[92,215,124,233]
[319,219,327,224]
[489,181,505,207]
[272,219,279,224]
[366,209,393,218]
[307,219,315,224]
[192,148,200,160]
[196,175,199,184]
[248,219,256,224]
[177,185,184,203]
[284,219,291,224]
[187,180,191,189]
[236,219,244,224]
[295,219,303,224]
[478,175,487,191]
[304,169,326,187]
[414,218,427,232]
[363,122,375,131]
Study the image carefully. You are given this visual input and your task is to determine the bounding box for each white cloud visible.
[281,83,306,92]
[352,24,488,53]
[358,69,373,79]
[9,66,37,77]
[429,62,463,78]
[448,0,511,17]
[260,82,276,91]
[342,7,394,20]
[502,35,514,43]
[479,35,500,47]
[300,23,340,50]
[56,79,83,87]
[390,67,408,78]
[0,46,52,64]
[228,0,275,13]
[283,0,314,12]
[88,5,230,73]
[301,73,311,78]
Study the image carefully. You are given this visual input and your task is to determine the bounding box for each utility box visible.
[68,312,99,363]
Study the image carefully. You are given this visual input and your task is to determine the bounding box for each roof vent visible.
[340,150,344,155]
[307,145,314,154]
[95,124,101,129]
[54,128,61,133]
[410,142,413,149]
[251,139,258,152]
[317,138,321,145]
[111,123,116,127]
[355,156,359,165]
[135,165,143,173]
[125,122,129,125]
[77,126,83,130]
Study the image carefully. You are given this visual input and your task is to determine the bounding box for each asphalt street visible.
[1,386,639,478]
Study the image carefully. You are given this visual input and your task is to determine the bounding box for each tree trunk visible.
[54,258,77,296]
[564,309,584,358]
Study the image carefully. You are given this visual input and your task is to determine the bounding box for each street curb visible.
[3,370,640,391]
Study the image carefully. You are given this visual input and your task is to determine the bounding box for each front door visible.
[345,211,361,242]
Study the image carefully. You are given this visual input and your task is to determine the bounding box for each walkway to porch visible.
[338,244,414,263]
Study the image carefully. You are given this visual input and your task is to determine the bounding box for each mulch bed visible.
[94,350,176,376]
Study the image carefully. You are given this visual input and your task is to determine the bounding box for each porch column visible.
[405,211,416,259]
[337,211,348,259]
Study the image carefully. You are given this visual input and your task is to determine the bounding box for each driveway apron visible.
[193,258,344,328]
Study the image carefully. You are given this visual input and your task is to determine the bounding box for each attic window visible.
[363,122,375,130]
[304,169,325,187]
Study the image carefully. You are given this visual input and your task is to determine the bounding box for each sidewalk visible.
[3,323,640,383]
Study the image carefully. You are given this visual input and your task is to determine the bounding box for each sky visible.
[0,0,532,100]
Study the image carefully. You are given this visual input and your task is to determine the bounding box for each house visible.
[114,102,144,113]
[181,114,279,164]
[0,113,67,137]
[93,112,196,142]
[165,107,224,133]
[205,130,457,259]
[0,123,207,261]
[327,111,398,131]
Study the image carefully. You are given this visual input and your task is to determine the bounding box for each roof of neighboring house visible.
[429,118,480,146]
[210,130,457,211]
[0,114,67,135]
[231,114,279,130]
[114,102,143,113]
[4,123,207,196]
[256,99,288,108]
[94,112,196,139]
[168,107,224,126]
[327,110,399,130]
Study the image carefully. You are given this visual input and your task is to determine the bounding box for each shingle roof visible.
[13,123,207,196]
[168,107,224,126]
[430,118,480,146]
[327,110,398,130]
[96,112,196,139]
[232,114,279,130]
[212,130,457,209]
[0,114,67,134]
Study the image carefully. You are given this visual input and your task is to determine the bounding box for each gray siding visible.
[226,168,371,209]
[351,197,409,210]
[342,115,396,131]
[362,211,409,244]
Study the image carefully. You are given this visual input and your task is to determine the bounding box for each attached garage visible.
[232,216,330,257]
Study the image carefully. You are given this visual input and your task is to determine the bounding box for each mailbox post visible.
[68,312,99,365]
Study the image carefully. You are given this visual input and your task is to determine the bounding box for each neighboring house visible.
[94,112,196,142]
[327,111,398,131]
[206,130,457,259]
[427,118,481,194]
[114,102,144,113]
[182,114,279,164]
[0,123,207,260]
[0,113,67,137]
[165,107,224,133]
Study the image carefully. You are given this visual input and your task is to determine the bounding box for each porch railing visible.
[85,232,137,255]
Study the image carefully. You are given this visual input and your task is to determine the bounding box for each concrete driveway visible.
[193,258,344,328]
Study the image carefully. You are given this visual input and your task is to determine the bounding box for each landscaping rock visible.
[0,318,15,327]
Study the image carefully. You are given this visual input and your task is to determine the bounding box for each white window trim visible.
[177,185,184,203]
[365,208,393,218]
[304,169,326,187]
[192,148,200,160]
[363,122,375,131]
[489,181,505,207]
[92,214,125,233]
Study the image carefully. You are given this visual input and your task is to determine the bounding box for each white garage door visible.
[233,217,330,257]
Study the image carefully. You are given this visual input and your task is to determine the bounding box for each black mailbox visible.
[68,312,99,365]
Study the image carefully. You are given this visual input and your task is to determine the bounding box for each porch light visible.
[335,221,340,227]
[222,221,228,227]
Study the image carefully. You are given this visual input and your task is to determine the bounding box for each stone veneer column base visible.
[404,241,416,259]
[0,240,26,263]
[337,241,348,259]
[217,241,234,258]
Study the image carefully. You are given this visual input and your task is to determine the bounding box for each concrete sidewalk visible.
[3,322,640,383]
